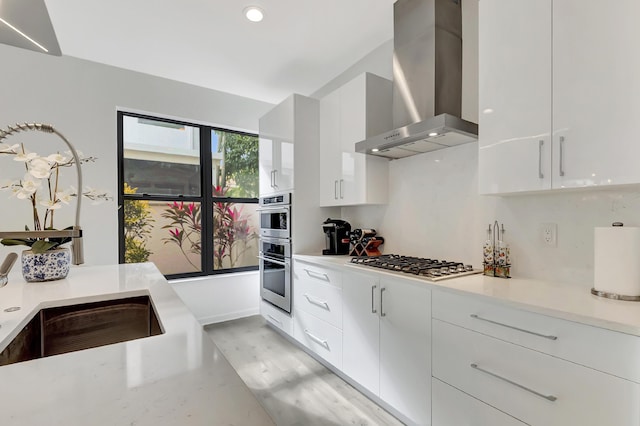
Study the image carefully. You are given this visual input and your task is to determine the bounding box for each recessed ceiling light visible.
[371,148,379,152]
[244,6,264,22]
[428,132,438,137]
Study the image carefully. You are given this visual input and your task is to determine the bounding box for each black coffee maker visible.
[322,218,351,255]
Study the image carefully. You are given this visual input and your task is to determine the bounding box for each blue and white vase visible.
[21,247,71,282]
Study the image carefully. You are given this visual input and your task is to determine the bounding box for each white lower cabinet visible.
[379,275,431,424]
[293,308,343,369]
[432,319,640,426]
[260,300,292,336]
[290,261,640,426]
[342,271,381,395]
[342,271,431,425]
[292,259,343,329]
[432,378,526,426]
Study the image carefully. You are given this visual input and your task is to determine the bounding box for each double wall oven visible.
[258,193,291,313]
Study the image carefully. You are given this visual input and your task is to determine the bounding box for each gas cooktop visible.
[349,254,482,281]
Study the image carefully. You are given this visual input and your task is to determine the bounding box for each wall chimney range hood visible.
[355,0,477,159]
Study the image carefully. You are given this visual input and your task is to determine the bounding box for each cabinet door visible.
[379,278,431,425]
[432,378,527,426]
[275,140,294,193]
[478,0,552,194]
[552,0,640,188]
[318,73,390,206]
[339,74,367,205]
[342,271,380,395]
[319,90,342,206]
[258,136,275,196]
[259,96,295,196]
[433,319,640,426]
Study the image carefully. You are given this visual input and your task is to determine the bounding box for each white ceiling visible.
[44,0,395,105]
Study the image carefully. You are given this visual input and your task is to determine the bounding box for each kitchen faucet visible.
[0,123,84,265]
[0,253,18,288]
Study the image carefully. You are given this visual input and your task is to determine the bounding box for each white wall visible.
[171,271,260,324]
[340,143,640,287]
[0,44,273,323]
[310,39,393,100]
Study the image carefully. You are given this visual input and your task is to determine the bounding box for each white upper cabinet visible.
[319,73,392,206]
[478,0,552,194]
[259,95,295,196]
[479,0,640,194]
[552,0,640,189]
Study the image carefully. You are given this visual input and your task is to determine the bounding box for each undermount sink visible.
[0,295,163,366]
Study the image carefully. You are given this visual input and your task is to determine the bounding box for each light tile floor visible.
[205,315,404,426]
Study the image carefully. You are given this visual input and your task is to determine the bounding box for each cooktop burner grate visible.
[350,254,482,281]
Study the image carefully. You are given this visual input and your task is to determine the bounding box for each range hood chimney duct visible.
[356,0,477,159]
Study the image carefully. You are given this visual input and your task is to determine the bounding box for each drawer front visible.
[433,290,640,382]
[433,319,640,426]
[293,259,342,289]
[261,300,293,336]
[293,277,343,329]
[293,308,343,369]
[432,378,526,426]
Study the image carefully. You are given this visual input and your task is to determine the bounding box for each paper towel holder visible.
[591,222,640,301]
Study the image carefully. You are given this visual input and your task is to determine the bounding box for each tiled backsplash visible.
[340,142,640,287]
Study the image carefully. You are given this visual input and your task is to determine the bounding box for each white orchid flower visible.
[20,173,41,195]
[46,153,68,164]
[15,189,33,199]
[39,199,62,210]
[0,143,19,154]
[28,157,53,179]
[14,151,37,162]
[55,188,75,204]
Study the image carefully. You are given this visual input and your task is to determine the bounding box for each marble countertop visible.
[0,263,274,425]
[294,254,640,337]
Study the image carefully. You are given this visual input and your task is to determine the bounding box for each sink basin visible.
[0,295,163,366]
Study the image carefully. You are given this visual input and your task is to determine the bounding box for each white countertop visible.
[0,263,274,425]
[294,254,640,337]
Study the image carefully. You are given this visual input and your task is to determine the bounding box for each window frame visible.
[117,111,259,279]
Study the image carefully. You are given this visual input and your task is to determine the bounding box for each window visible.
[117,112,259,278]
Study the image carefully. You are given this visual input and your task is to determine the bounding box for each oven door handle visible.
[259,236,291,245]
[257,255,288,266]
[256,206,290,213]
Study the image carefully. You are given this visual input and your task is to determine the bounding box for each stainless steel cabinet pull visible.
[380,287,387,317]
[304,269,329,282]
[334,180,338,199]
[270,170,275,188]
[538,140,544,179]
[304,329,330,350]
[304,294,330,310]
[470,363,557,402]
[267,314,282,326]
[339,179,344,199]
[272,169,278,187]
[470,314,558,340]
[559,136,565,177]
[371,284,377,314]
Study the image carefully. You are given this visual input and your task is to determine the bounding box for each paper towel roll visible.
[594,225,640,297]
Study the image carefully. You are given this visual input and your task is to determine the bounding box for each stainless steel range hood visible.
[355,0,477,159]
